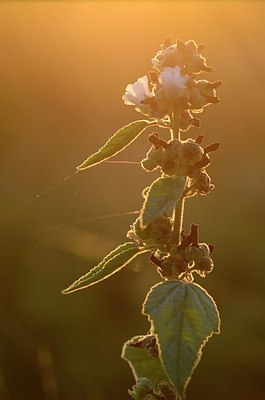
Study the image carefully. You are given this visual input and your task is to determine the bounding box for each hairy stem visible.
[170,101,181,140]
[171,100,185,245]
[172,195,185,245]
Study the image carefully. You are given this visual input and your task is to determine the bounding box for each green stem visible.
[170,101,181,140]
[172,195,185,245]
[170,100,185,245]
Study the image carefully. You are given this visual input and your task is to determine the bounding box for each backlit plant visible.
[63,38,222,400]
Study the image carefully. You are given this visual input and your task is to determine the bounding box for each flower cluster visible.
[122,38,221,126]
[149,224,214,282]
[129,377,176,400]
[127,215,173,252]
[140,133,219,199]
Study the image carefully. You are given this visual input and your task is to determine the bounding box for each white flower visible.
[122,75,152,107]
[159,66,189,100]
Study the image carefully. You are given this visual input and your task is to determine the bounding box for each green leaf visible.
[143,280,220,399]
[121,335,168,390]
[140,176,186,228]
[77,120,152,170]
[62,242,152,294]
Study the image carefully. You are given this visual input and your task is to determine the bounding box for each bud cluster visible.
[149,224,214,282]
[141,133,218,199]
[127,215,173,251]
[129,377,177,400]
[123,38,221,129]
[142,137,204,177]
[152,39,210,74]
[130,335,159,358]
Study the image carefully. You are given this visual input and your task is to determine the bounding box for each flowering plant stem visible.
[63,38,222,400]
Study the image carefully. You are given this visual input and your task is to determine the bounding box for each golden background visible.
[0,1,264,399]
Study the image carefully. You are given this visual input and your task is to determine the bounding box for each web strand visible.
[0,160,141,224]
[50,210,140,232]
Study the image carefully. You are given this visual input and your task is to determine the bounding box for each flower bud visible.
[194,171,214,195]
[146,146,164,164]
[159,255,175,278]
[143,395,158,400]
[141,158,159,172]
[173,254,188,275]
[130,216,172,248]
[178,40,211,74]
[188,87,208,112]
[161,139,182,176]
[184,243,211,263]
[152,43,184,69]
[158,380,176,400]
[197,79,217,98]
[196,256,214,276]
[129,378,153,400]
[179,139,204,166]
[161,158,176,176]
[146,336,159,358]
[188,80,220,112]
[149,216,173,247]
[159,254,188,279]
[180,110,197,132]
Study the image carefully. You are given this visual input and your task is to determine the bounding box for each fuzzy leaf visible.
[62,242,152,294]
[140,176,185,228]
[77,120,152,170]
[143,280,220,399]
[122,335,168,390]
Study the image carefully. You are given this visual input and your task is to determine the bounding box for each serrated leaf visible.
[143,280,220,399]
[62,242,152,294]
[77,120,152,170]
[140,176,185,228]
[121,335,168,390]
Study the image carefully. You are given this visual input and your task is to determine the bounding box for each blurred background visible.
[0,1,264,399]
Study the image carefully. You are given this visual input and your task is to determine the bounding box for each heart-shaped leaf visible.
[143,280,220,399]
